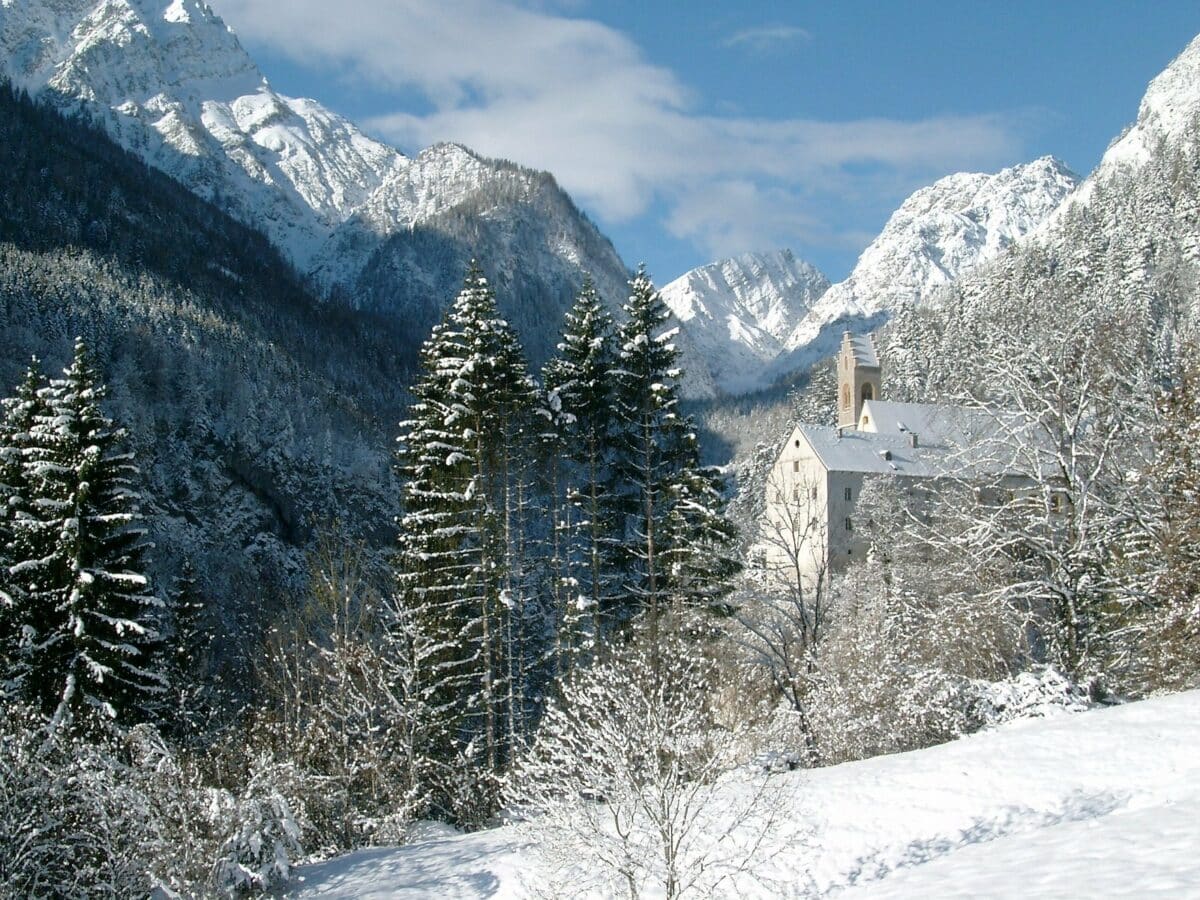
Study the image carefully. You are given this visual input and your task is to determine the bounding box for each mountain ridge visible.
[660,249,830,396]
[0,0,645,374]
[664,157,1079,395]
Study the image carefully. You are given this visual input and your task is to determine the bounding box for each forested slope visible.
[0,82,412,675]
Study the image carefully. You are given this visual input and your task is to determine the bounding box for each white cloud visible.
[213,0,1032,268]
[723,24,812,53]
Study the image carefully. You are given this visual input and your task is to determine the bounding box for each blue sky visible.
[215,1,1200,284]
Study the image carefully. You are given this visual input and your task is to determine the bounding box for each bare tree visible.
[735,466,833,763]
[941,303,1162,687]
[254,532,431,849]
[505,638,783,899]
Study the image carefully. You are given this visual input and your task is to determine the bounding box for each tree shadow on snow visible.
[829,789,1128,895]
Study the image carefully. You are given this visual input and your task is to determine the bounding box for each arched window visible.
[861,382,874,402]
[841,384,851,409]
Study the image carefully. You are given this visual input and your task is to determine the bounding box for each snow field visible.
[291,690,1200,898]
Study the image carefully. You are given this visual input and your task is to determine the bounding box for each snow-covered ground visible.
[290,690,1200,898]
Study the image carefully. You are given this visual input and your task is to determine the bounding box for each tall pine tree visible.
[610,269,740,664]
[394,263,537,824]
[541,278,622,679]
[610,267,694,659]
[0,359,51,696]
[6,340,166,733]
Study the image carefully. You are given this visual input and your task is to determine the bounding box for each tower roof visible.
[841,331,880,368]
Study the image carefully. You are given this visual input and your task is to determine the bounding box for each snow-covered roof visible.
[858,401,1007,446]
[797,426,941,477]
[795,401,1042,479]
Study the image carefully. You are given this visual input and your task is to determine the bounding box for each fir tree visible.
[7,339,166,733]
[393,263,537,824]
[608,269,742,666]
[609,267,694,658]
[662,430,741,622]
[541,277,621,678]
[0,359,51,695]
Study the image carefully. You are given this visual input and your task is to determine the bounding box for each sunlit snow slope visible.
[289,690,1200,898]
[660,249,830,395]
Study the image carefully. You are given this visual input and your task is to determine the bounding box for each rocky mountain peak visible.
[661,250,829,396]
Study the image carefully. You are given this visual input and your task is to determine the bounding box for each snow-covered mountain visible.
[661,250,829,395]
[765,156,1080,382]
[918,32,1200,366]
[667,158,1079,396]
[0,0,638,367]
[1046,32,1200,227]
[0,0,404,271]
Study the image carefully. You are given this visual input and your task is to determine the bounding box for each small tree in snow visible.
[506,639,780,899]
[253,532,431,850]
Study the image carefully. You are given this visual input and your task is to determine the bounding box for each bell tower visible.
[837,331,882,429]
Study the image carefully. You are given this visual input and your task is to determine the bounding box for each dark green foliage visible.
[6,341,166,733]
[0,359,51,695]
[394,264,539,824]
[540,278,623,675]
[608,268,739,653]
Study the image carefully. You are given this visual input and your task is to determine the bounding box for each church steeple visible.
[837,331,881,429]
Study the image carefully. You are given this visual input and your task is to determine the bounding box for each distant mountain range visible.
[662,158,1079,395]
[0,0,1079,397]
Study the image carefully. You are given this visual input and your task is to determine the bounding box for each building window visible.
[844,487,852,502]
[792,460,800,473]
[811,485,819,500]
[861,383,874,402]
[841,385,851,409]
[844,517,853,532]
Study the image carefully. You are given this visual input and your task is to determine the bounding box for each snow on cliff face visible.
[0,0,406,270]
[661,250,829,396]
[764,156,1079,384]
[1050,32,1200,220]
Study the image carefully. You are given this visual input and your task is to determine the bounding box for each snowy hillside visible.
[0,0,639,366]
[290,690,1200,898]
[661,250,830,395]
[764,157,1079,383]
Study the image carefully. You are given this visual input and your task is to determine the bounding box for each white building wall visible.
[761,428,829,586]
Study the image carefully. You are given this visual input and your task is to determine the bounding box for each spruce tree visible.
[7,340,166,733]
[610,267,693,657]
[0,359,51,695]
[609,269,741,664]
[662,430,741,623]
[394,263,537,824]
[541,278,621,677]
